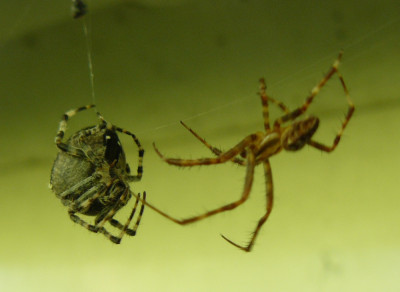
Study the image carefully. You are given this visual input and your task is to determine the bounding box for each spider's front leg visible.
[307,71,355,152]
[273,52,344,128]
[55,104,95,155]
[115,127,145,181]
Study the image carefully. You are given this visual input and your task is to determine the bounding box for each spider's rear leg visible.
[179,121,246,166]
[140,148,257,229]
[68,191,145,244]
[109,192,146,236]
[68,210,121,244]
[221,159,274,252]
[153,133,261,167]
[93,187,132,228]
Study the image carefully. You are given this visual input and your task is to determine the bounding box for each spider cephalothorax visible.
[144,52,354,252]
[50,105,146,244]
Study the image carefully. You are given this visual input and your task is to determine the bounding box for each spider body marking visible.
[146,52,354,252]
[50,105,146,244]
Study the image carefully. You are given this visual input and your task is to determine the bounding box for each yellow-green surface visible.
[1,1,400,291]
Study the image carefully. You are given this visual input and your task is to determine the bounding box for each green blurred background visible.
[1,0,399,291]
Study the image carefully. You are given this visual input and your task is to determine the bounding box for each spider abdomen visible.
[50,151,95,201]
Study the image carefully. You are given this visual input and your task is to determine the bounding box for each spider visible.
[49,104,146,244]
[145,51,354,252]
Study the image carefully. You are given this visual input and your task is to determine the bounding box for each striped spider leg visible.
[147,51,354,252]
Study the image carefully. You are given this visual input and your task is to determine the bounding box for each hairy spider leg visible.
[273,51,346,128]
[179,121,247,166]
[219,79,283,251]
[153,132,261,167]
[147,143,258,225]
[269,52,354,152]
[258,78,290,118]
[307,70,355,152]
[179,80,290,166]
[259,77,272,131]
[221,159,274,252]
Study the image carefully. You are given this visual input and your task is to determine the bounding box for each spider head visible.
[281,116,319,151]
[104,129,124,165]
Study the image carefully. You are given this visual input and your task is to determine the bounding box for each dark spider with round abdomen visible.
[50,105,146,244]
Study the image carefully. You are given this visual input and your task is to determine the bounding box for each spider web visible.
[58,2,400,140]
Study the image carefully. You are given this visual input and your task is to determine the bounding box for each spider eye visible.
[104,130,123,164]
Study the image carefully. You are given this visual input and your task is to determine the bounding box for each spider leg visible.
[258,78,291,132]
[274,51,344,128]
[136,149,256,227]
[68,187,138,244]
[70,183,107,212]
[308,71,355,152]
[95,187,138,243]
[221,159,274,252]
[55,104,95,155]
[179,121,246,166]
[65,177,112,214]
[108,193,139,232]
[55,174,99,200]
[259,77,271,131]
[114,127,144,181]
[94,186,130,226]
[68,209,122,244]
[153,133,261,167]
[266,97,290,114]
[109,192,146,236]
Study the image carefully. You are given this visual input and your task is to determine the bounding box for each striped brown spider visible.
[147,52,354,252]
